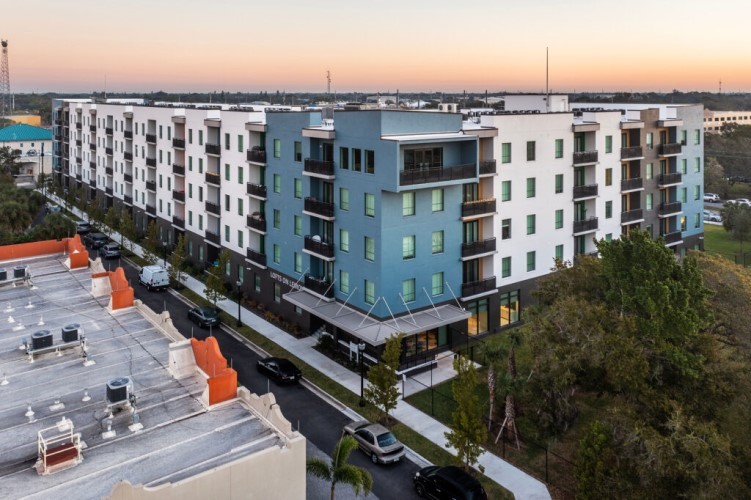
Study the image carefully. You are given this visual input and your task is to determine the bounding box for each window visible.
[555,174,563,194]
[526,251,536,272]
[353,148,362,171]
[605,201,613,219]
[555,209,563,229]
[198,130,203,145]
[432,189,444,212]
[294,178,302,199]
[680,130,687,145]
[238,134,243,152]
[402,279,415,302]
[237,166,244,184]
[237,198,243,216]
[681,159,688,174]
[432,272,444,296]
[273,139,281,158]
[224,133,230,150]
[526,214,536,235]
[364,280,375,304]
[694,129,701,145]
[365,150,375,174]
[340,188,349,210]
[501,219,511,239]
[404,147,442,169]
[273,244,281,264]
[432,230,444,254]
[364,193,375,217]
[403,235,416,259]
[294,252,302,273]
[402,192,415,216]
[605,168,612,186]
[694,185,701,200]
[238,230,243,248]
[198,186,203,202]
[501,143,511,163]
[680,216,687,232]
[646,132,653,149]
[680,187,687,203]
[646,193,653,210]
[526,141,536,161]
[189,129,193,144]
[273,209,280,229]
[467,299,489,336]
[340,229,349,252]
[555,244,564,261]
[554,139,563,159]
[646,163,653,180]
[294,141,302,162]
[199,158,203,173]
[502,257,511,278]
[501,181,511,202]
[189,156,193,171]
[273,174,281,193]
[605,135,613,153]
[274,283,281,303]
[695,157,701,173]
[340,147,349,170]
[499,290,520,326]
[294,215,302,236]
[694,213,701,229]
[526,178,536,198]
[364,237,375,261]
[337,270,350,294]
[225,225,230,242]
[188,210,193,225]
[224,194,230,212]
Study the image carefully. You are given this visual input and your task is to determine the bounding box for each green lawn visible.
[703,224,747,263]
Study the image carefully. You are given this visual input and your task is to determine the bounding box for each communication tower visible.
[0,40,10,119]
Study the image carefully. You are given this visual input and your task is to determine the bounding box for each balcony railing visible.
[89,179,97,189]
[75,140,82,147]
[621,208,644,224]
[89,125,96,133]
[205,143,221,155]
[461,277,496,298]
[657,172,682,186]
[574,217,599,234]
[105,167,113,176]
[621,177,643,191]
[657,201,682,217]
[75,123,82,131]
[573,150,598,165]
[145,204,156,215]
[172,164,185,176]
[621,146,643,160]
[247,214,266,232]
[304,158,335,177]
[172,138,185,149]
[124,130,133,139]
[146,157,156,167]
[145,180,156,192]
[124,151,133,161]
[75,156,82,164]
[247,148,266,163]
[124,173,133,183]
[304,197,335,218]
[105,147,113,156]
[247,183,267,198]
[205,171,221,185]
[75,173,82,181]
[105,127,113,136]
[304,274,334,299]
[461,238,497,258]
[573,184,598,199]
[124,195,132,205]
[89,143,96,152]
[105,187,113,196]
[479,160,497,176]
[461,198,496,218]
[206,201,221,215]
[662,231,683,245]
[172,216,185,228]
[173,190,185,202]
[399,163,476,186]
[658,143,683,156]
[145,133,156,144]
[246,248,267,267]
[304,235,335,259]
[205,230,221,245]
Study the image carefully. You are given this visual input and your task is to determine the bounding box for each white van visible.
[138,265,170,291]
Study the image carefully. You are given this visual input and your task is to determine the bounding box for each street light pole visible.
[236,279,243,327]
[358,341,366,407]
[162,240,167,267]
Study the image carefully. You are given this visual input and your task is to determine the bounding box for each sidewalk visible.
[52,194,551,500]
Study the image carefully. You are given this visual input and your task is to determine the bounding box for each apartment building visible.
[704,109,751,133]
[51,97,704,367]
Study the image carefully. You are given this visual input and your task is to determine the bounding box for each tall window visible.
[364,280,375,304]
[605,168,612,186]
[680,187,688,203]
[432,189,444,212]
[294,141,302,162]
[526,214,536,235]
[340,188,349,210]
[404,147,442,169]
[605,201,613,219]
[364,236,375,261]
[237,198,243,216]
[340,271,350,294]
[646,133,653,149]
[340,229,349,252]
[526,141,536,161]
[555,174,563,193]
[432,230,444,254]
[340,147,349,169]
[501,219,511,239]
[694,185,701,200]
[694,213,701,228]
[526,177,536,198]
[294,215,302,236]
[402,279,415,302]
[273,174,281,193]
[499,290,520,326]
[238,166,244,184]
[554,139,563,159]
[502,257,511,278]
[364,193,375,217]
[273,244,280,264]
[402,235,416,259]
[646,193,653,210]
[501,181,511,202]
[432,272,444,296]
[403,192,415,216]
[273,139,281,158]
[694,129,701,145]
[273,209,280,229]
[555,244,564,261]
[365,150,375,174]
[526,251,536,272]
[681,159,688,174]
[353,149,362,171]
[501,143,511,163]
[605,135,613,153]
[294,252,302,273]
[695,157,701,173]
[555,209,563,229]
[238,134,243,152]
[646,163,653,179]
[680,130,687,145]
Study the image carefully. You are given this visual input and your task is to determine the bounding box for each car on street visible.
[343,420,406,464]
[413,465,487,500]
[76,221,92,234]
[703,210,722,222]
[703,193,720,203]
[725,198,751,207]
[99,243,121,259]
[187,306,220,328]
[256,357,302,384]
[45,203,61,214]
[84,232,109,249]
[138,265,170,291]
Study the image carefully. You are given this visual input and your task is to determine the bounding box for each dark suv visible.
[84,232,109,249]
[413,466,487,500]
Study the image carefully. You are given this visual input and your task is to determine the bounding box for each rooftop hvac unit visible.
[0,268,5,281]
[106,377,133,405]
[62,324,80,343]
[32,330,54,350]
[14,266,28,279]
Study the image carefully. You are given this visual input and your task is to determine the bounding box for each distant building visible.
[4,114,43,126]
[703,109,751,133]
[0,122,53,180]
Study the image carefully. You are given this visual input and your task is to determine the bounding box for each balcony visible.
[146,157,156,167]
[304,274,334,299]
[247,183,267,198]
[461,238,497,259]
[461,277,496,299]
[105,187,113,196]
[105,147,113,156]
[105,167,113,176]
[75,173,82,181]
[75,156,82,164]
[658,143,683,156]
[124,195,132,205]
[205,143,221,155]
[246,213,266,233]
[89,143,96,152]
[247,148,266,163]
[620,146,643,160]
[573,184,598,200]
[124,151,133,161]
[172,138,185,149]
[573,150,598,165]
[172,164,185,176]
[146,133,156,144]
[662,231,683,245]
[399,164,475,186]
[206,201,221,215]
[657,172,682,187]
[89,179,97,188]
[146,204,156,216]
[105,127,113,136]
[172,216,185,228]
[124,130,133,140]
[146,180,156,192]
[304,197,335,219]
[573,217,599,234]
[621,208,644,224]
[75,123,82,131]
[246,248,267,268]
[479,160,496,176]
[205,171,221,186]
[205,230,221,246]
[657,201,682,217]
[621,177,643,192]
[303,158,335,178]
[75,139,82,147]
[173,190,185,203]
[461,198,496,218]
[89,125,96,133]
[124,173,133,183]
[304,235,335,259]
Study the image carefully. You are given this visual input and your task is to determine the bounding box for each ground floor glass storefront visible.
[500,290,520,327]
[402,326,449,358]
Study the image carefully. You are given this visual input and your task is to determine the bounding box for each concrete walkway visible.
[52,194,551,500]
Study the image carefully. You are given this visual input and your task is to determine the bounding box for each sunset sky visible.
[3,0,750,94]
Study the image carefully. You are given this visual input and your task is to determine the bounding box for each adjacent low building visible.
[703,109,751,133]
[0,122,52,183]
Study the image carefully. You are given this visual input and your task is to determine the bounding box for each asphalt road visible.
[89,242,421,500]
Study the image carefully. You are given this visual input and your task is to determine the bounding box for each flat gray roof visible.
[0,254,281,499]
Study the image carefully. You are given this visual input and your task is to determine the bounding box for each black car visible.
[256,357,302,383]
[414,465,487,500]
[187,306,220,328]
[84,232,109,249]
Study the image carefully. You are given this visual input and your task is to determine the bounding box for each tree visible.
[494,331,523,449]
[364,333,403,422]
[168,233,188,288]
[479,340,505,431]
[119,209,136,254]
[204,249,230,307]
[0,146,21,177]
[89,194,105,226]
[445,355,487,472]
[306,434,373,500]
[141,220,160,265]
[103,206,118,238]
[721,202,751,255]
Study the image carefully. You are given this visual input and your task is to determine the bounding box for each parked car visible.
[703,210,722,222]
[413,465,487,500]
[256,357,302,383]
[99,243,121,259]
[76,221,92,234]
[343,420,405,464]
[703,193,720,203]
[725,198,751,207]
[138,265,170,291]
[187,306,220,328]
[83,232,109,249]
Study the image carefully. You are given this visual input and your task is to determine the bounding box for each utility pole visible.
[0,40,11,120]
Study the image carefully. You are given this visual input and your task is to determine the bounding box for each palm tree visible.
[479,339,506,431]
[494,330,523,449]
[307,434,373,500]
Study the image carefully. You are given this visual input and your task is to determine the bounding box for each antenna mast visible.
[326,70,331,96]
[0,40,11,120]
[545,47,550,113]
[719,79,722,94]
